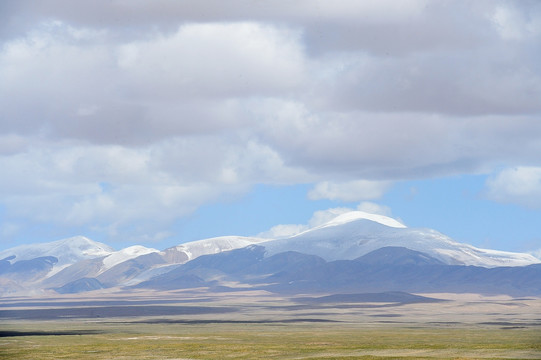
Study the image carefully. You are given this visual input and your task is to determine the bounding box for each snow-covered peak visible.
[0,236,114,267]
[261,216,540,268]
[320,211,407,229]
[170,236,266,262]
[101,245,159,271]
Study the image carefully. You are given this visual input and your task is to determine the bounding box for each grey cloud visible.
[253,103,541,179]
[302,1,494,56]
[317,50,541,116]
[0,21,304,145]
[2,0,428,35]
[2,1,519,56]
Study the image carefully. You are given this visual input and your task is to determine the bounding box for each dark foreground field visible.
[1,290,540,359]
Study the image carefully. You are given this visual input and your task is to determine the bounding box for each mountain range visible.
[1,211,540,297]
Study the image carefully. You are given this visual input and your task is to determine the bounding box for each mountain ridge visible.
[260,218,538,267]
[1,211,540,296]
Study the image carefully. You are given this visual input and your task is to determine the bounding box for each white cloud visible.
[485,167,541,208]
[0,135,310,242]
[308,180,391,202]
[257,207,352,238]
[257,224,308,239]
[356,202,392,217]
[306,207,354,227]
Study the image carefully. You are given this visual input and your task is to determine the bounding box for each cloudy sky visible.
[1,0,541,255]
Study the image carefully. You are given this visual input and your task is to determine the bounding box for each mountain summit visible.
[317,211,407,229]
[260,211,539,267]
[0,236,113,269]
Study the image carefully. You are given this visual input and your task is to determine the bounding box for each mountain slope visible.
[101,246,159,273]
[97,252,166,287]
[0,256,58,283]
[354,246,445,266]
[54,277,105,294]
[42,245,161,288]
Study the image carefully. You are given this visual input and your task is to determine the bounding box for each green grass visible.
[1,322,540,359]
[2,293,540,359]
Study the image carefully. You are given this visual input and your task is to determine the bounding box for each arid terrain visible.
[1,289,540,359]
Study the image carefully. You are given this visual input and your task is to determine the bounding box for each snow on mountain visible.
[68,238,264,287]
[163,236,266,263]
[0,236,114,269]
[100,245,159,274]
[260,212,540,268]
[159,211,537,268]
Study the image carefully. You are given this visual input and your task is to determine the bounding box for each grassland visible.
[1,290,540,359]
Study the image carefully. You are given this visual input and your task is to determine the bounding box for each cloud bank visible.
[1,1,541,243]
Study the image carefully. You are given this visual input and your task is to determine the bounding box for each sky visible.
[1,0,541,256]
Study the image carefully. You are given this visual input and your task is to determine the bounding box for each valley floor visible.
[1,290,540,359]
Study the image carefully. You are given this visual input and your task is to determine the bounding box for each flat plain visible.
[1,290,540,359]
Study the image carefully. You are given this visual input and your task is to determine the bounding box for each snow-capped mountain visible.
[162,236,266,263]
[42,237,265,292]
[1,210,540,296]
[41,244,160,287]
[0,236,114,294]
[260,211,539,267]
[122,237,267,287]
[0,236,113,270]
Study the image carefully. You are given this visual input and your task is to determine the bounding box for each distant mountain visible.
[0,236,113,271]
[136,246,541,296]
[96,252,166,287]
[101,246,160,272]
[0,237,113,291]
[260,211,539,267]
[43,245,161,288]
[296,291,445,304]
[1,211,540,296]
[135,245,266,290]
[162,236,266,263]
